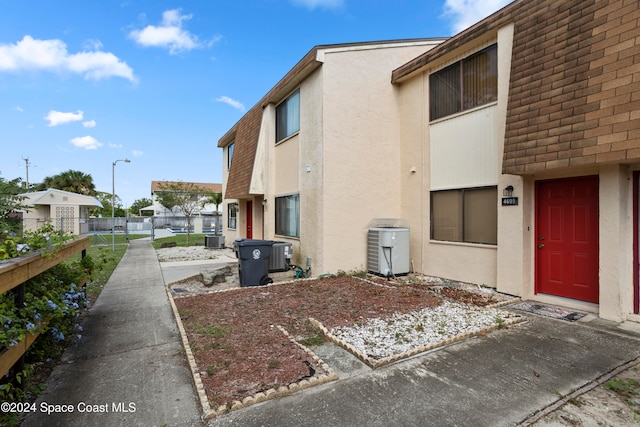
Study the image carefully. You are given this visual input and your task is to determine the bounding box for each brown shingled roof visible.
[219,45,322,199]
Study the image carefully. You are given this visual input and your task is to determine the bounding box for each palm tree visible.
[205,192,223,215]
[40,170,97,196]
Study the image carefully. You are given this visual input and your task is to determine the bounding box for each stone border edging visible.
[310,312,526,369]
[166,288,213,419]
[168,275,318,299]
[485,297,522,309]
[166,275,527,419]
[166,287,339,421]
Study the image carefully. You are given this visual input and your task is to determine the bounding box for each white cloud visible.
[108,142,123,148]
[13,106,24,112]
[82,120,96,128]
[0,35,137,82]
[290,0,344,10]
[132,150,144,157]
[45,110,83,126]
[215,96,245,112]
[443,0,513,33]
[70,135,103,150]
[129,9,202,54]
[82,39,103,51]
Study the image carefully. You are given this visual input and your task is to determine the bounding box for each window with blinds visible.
[430,186,497,245]
[276,90,300,142]
[429,44,497,121]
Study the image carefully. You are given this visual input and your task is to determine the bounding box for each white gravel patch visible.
[330,300,514,359]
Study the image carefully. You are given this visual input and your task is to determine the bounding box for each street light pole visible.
[112,158,131,250]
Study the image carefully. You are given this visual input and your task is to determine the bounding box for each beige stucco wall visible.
[261,71,323,267]
[399,75,426,275]
[252,42,441,275]
[21,206,50,232]
[297,67,324,269]
[274,138,300,195]
[496,173,530,297]
[317,44,441,274]
[599,165,634,321]
[494,24,528,296]
[398,31,510,287]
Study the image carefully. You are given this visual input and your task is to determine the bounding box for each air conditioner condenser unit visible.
[367,227,410,276]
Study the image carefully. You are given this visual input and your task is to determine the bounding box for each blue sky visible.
[0,0,512,208]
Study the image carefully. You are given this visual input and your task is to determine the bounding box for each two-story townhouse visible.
[218,39,445,274]
[219,0,639,322]
[392,0,640,321]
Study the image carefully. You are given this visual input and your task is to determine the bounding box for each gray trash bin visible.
[235,239,274,287]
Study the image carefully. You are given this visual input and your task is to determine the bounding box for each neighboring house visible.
[219,0,640,322]
[18,188,102,235]
[218,38,445,266]
[142,181,222,217]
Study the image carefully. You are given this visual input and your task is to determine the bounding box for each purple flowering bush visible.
[0,226,90,403]
[0,224,68,260]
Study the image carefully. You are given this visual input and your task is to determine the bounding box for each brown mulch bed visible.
[378,276,510,307]
[434,287,502,307]
[173,276,446,409]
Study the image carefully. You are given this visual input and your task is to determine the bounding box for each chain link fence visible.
[86,216,222,234]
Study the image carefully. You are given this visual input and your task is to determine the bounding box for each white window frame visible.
[275,193,300,238]
[227,202,237,229]
[227,142,234,170]
[276,90,300,143]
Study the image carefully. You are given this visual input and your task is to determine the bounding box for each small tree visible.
[130,198,153,216]
[0,175,27,238]
[91,191,125,217]
[155,181,209,246]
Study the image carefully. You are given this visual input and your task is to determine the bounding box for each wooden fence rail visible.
[0,236,90,376]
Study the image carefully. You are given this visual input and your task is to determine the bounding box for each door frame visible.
[246,200,253,239]
[534,175,600,303]
[634,171,639,314]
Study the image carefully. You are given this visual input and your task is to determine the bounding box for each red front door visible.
[246,200,253,239]
[536,176,599,303]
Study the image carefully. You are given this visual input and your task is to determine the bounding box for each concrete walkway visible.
[20,237,640,426]
[209,316,640,427]
[22,239,203,427]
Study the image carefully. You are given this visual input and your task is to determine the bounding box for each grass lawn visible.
[88,233,147,246]
[67,234,146,301]
[70,232,208,301]
[151,233,208,249]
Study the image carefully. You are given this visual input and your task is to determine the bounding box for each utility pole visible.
[22,157,32,189]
